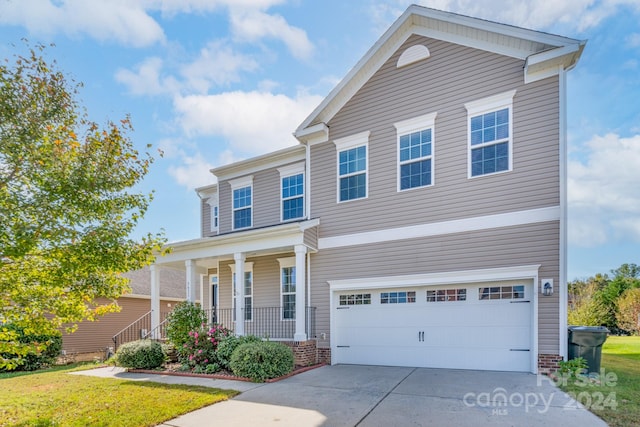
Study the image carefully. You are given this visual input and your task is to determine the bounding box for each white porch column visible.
[150,264,160,339]
[294,244,307,341]
[234,252,246,336]
[185,259,198,303]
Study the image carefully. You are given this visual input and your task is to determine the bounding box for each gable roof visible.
[294,4,585,144]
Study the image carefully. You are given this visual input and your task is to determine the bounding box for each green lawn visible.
[559,336,640,427]
[0,364,239,426]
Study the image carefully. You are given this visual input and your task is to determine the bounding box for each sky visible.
[0,0,638,281]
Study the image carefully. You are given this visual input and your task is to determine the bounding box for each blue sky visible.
[1,0,638,281]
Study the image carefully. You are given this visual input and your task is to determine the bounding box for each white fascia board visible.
[157,219,319,265]
[524,42,586,83]
[212,145,305,182]
[319,206,559,250]
[195,183,218,199]
[294,122,329,145]
[328,264,541,292]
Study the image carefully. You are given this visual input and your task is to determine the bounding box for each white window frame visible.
[277,257,296,321]
[206,195,218,233]
[278,163,305,222]
[229,262,254,322]
[394,112,437,192]
[334,131,370,203]
[229,175,253,230]
[465,90,516,179]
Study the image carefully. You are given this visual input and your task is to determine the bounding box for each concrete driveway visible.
[158,365,608,427]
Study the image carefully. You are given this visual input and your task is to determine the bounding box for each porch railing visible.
[206,306,316,340]
[112,311,170,350]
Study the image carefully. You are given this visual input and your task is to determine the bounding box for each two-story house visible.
[150,5,585,374]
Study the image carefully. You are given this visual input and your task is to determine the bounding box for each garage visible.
[332,280,534,372]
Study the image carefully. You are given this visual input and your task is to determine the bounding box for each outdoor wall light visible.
[541,278,554,296]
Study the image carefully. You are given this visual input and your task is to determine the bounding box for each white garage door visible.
[333,281,533,372]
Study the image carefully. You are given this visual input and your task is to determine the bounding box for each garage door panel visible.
[333,282,533,372]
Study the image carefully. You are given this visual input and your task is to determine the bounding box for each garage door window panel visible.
[426,288,466,302]
[479,285,525,300]
[380,291,416,304]
[339,293,371,306]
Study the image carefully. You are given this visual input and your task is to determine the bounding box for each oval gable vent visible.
[397,45,430,68]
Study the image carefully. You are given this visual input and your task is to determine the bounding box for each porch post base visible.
[294,333,307,341]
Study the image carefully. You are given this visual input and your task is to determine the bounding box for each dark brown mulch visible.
[127,363,325,383]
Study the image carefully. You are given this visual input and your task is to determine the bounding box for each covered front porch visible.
[150,219,319,342]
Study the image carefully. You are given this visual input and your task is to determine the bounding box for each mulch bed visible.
[127,363,325,383]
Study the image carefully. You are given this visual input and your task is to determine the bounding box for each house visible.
[60,266,188,361]
[150,5,585,374]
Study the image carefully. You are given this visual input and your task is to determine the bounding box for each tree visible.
[568,280,607,326]
[0,44,166,370]
[616,288,640,335]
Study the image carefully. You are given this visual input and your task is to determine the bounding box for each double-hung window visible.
[231,262,253,321]
[465,90,516,178]
[394,112,437,191]
[230,176,253,230]
[278,257,296,320]
[278,163,305,222]
[334,131,369,202]
[206,195,218,233]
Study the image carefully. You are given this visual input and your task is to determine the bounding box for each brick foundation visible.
[281,340,318,366]
[317,347,331,365]
[538,353,563,374]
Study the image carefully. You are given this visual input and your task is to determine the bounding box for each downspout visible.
[305,142,311,220]
[559,67,568,360]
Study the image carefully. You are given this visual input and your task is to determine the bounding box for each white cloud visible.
[180,41,260,93]
[115,57,181,96]
[627,33,640,48]
[173,90,323,155]
[0,0,165,47]
[229,9,314,60]
[167,153,216,190]
[568,133,640,247]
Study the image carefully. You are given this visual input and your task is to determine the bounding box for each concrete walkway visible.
[75,365,608,427]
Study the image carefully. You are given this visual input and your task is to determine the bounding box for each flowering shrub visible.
[180,323,231,369]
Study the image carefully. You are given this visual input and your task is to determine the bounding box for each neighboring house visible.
[151,5,585,374]
[61,266,188,360]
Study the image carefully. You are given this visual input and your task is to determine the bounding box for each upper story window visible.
[334,131,370,203]
[278,163,305,222]
[394,112,437,191]
[465,90,516,178]
[206,196,218,233]
[229,175,253,230]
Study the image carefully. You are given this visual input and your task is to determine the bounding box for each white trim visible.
[279,169,305,222]
[277,256,296,268]
[328,265,541,291]
[277,162,305,178]
[319,206,559,249]
[335,133,369,203]
[333,131,370,151]
[559,68,568,360]
[206,195,219,233]
[230,262,254,323]
[397,44,430,68]
[465,90,516,178]
[278,257,296,321]
[231,178,253,231]
[395,112,437,192]
[213,145,305,182]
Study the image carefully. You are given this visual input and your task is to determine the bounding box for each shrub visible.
[165,302,207,350]
[180,324,231,368]
[230,341,294,382]
[0,324,62,371]
[216,335,262,371]
[116,340,165,369]
[558,357,588,378]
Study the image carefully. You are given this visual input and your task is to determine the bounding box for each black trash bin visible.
[568,326,609,373]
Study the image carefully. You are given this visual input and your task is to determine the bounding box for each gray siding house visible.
[151,5,585,373]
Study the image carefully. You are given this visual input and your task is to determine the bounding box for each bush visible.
[165,302,207,350]
[230,341,294,382]
[180,324,231,368]
[0,324,62,371]
[116,340,165,369]
[216,335,262,371]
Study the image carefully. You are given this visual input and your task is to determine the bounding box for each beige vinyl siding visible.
[310,35,560,238]
[217,163,304,234]
[310,221,559,354]
[304,227,318,250]
[61,297,175,355]
[201,198,211,237]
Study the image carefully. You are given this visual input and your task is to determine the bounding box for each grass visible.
[0,364,239,427]
[558,335,640,427]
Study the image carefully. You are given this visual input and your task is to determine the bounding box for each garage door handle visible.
[418,331,424,342]
[510,300,530,303]
[510,349,530,351]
